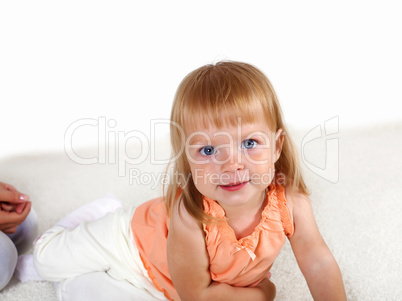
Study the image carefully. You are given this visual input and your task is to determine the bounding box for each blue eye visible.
[242,139,257,149]
[200,146,216,156]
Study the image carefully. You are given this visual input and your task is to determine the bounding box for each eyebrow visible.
[186,132,211,145]
[186,127,272,145]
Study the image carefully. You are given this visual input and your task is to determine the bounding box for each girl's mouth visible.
[219,181,249,192]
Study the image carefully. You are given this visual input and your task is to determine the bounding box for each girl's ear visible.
[274,129,285,163]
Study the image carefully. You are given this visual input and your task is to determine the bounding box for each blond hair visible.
[164,61,307,223]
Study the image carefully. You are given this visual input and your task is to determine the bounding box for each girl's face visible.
[185,117,283,211]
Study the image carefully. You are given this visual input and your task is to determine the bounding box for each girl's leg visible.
[33,196,166,300]
[55,194,123,229]
[33,196,125,281]
[17,195,122,283]
[0,231,18,290]
[57,272,160,301]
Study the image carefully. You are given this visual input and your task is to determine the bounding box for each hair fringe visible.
[164,61,308,223]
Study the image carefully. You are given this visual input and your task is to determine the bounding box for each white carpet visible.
[0,122,401,301]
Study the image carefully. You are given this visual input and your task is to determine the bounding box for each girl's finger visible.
[0,182,17,192]
[0,202,14,212]
[16,202,27,214]
[0,190,29,203]
[20,201,32,218]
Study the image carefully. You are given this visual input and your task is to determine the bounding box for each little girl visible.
[33,61,346,300]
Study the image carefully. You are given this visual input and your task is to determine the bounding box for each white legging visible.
[34,207,167,301]
[57,272,162,301]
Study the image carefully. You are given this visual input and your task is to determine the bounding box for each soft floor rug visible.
[1,122,401,301]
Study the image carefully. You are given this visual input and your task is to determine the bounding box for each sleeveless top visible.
[131,183,294,301]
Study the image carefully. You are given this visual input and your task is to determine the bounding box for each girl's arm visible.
[287,188,346,300]
[167,201,275,301]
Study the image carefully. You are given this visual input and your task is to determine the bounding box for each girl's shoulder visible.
[283,184,311,224]
[170,197,203,231]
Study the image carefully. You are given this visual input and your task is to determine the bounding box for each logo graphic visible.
[301,116,339,183]
[64,116,340,186]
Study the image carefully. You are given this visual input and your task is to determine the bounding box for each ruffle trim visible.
[203,183,294,260]
[139,253,173,301]
[276,184,294,237]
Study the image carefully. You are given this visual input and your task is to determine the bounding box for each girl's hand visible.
[0,182,31,233]
[256,277,276,301]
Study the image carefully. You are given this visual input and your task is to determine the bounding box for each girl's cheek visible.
[245,149,271,164]
[186,151,202,165]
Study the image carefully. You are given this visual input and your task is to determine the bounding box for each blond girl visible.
[33,61,346,300]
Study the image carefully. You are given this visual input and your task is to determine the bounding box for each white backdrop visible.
[1,1,401,158]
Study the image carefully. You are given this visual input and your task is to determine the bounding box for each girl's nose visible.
[219,148,245,173]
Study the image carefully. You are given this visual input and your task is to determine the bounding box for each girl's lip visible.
[219,181,249,191]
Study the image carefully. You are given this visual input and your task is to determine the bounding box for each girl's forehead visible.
[184,116,274,143]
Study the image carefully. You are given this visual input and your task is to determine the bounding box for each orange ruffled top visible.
[131,183,294,301]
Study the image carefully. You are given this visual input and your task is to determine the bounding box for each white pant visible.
[57,272,163,301]
[34,207,167,301]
